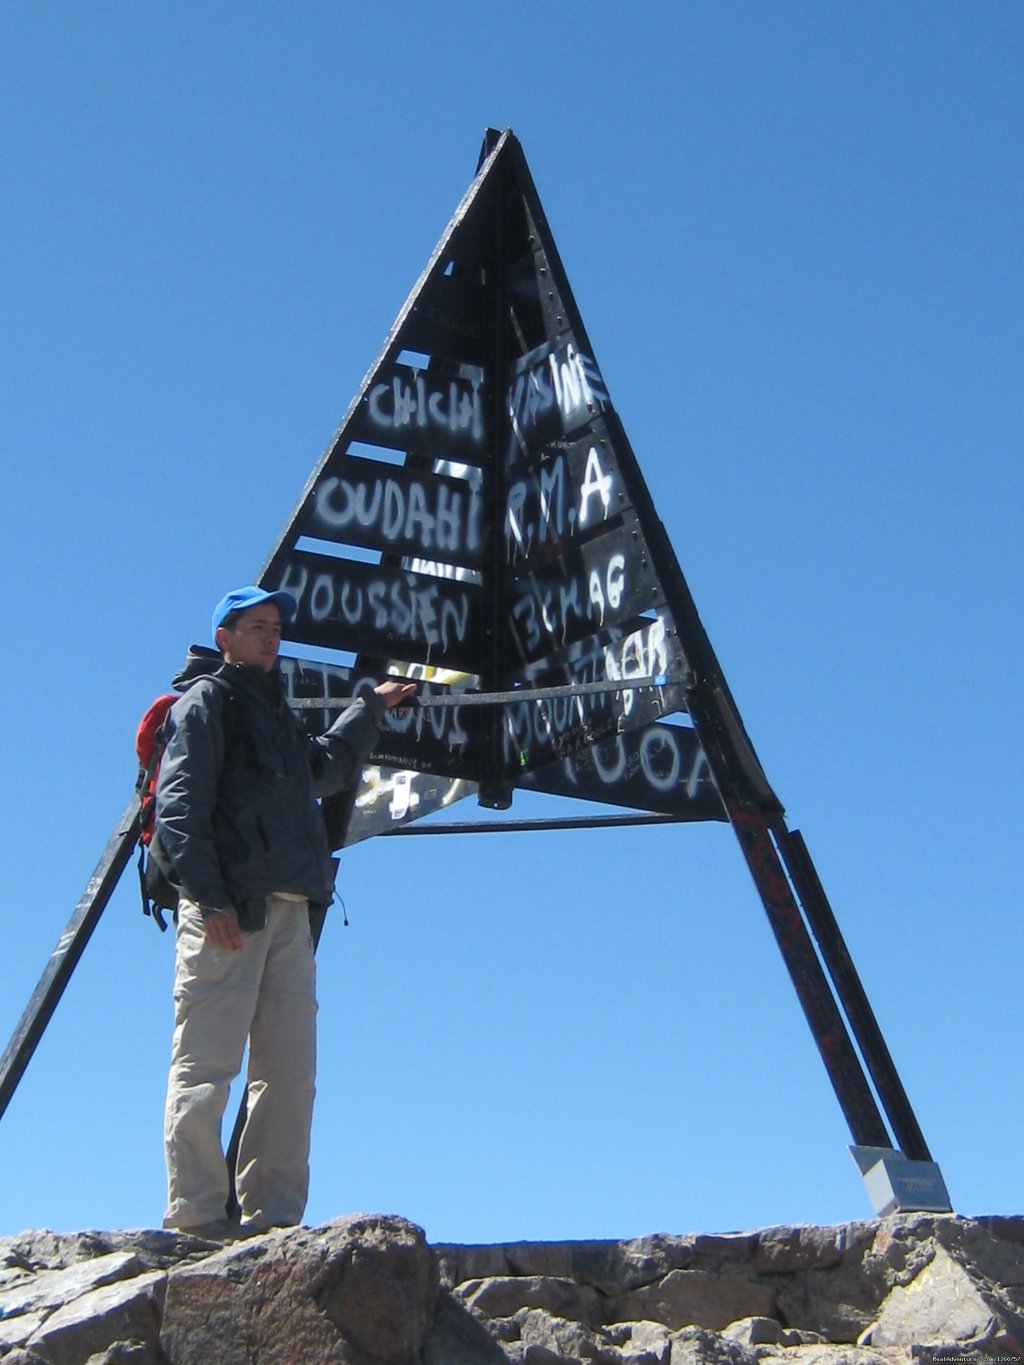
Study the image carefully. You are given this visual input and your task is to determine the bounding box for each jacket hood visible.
[171,645,225,691]
[171,645,286,701]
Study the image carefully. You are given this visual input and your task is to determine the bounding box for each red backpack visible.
[134,676,239,929]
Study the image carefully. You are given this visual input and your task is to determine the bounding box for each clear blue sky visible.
[1,3,1021,1243]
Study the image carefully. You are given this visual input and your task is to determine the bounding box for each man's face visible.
[217,602,283,671]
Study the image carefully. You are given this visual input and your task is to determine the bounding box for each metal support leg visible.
[773,826,951,1214]
[773,825,930,1159]
[685,683,951,1213]
[723,795,893,1148]
[0,798,141,1123]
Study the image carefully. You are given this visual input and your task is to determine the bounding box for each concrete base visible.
[850,1145,953,1216]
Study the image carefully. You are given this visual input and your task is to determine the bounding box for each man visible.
[155,584,416,1236]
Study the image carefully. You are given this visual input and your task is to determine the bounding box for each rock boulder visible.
[0,1213,1021,1364]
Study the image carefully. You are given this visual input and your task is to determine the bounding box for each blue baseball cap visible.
[211,585,298,640]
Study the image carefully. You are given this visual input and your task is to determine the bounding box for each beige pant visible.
[163,895,317,1230]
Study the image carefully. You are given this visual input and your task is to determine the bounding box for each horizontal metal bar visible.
[289,674,677,710]
[382,813,683,835]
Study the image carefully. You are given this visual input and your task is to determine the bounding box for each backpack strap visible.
[135,675,236,930]
[136,669,266,932]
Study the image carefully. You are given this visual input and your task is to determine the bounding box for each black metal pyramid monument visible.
[1,129,949,1217]
[261,127,726,845]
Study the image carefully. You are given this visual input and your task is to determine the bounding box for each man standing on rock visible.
[155,584,416,1237]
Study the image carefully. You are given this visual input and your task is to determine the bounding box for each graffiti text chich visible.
[364,368,484,447]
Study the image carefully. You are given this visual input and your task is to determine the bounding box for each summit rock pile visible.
[1,1211,1022,1364]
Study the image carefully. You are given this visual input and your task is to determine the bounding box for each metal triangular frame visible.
[0,130,949,1218]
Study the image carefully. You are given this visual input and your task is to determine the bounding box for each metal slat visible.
[399,273,493,366]
[521,721,726,821]
[277,551,487,673]
[351,360,489,461]
[297,456,486,571]
[508,512,665,665]
[505,419,628,565]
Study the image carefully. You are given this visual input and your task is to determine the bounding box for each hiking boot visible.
[177,1218,253,1242]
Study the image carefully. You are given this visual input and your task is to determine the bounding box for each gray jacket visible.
[155,656,385,915]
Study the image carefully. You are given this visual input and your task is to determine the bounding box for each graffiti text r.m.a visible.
[506,437,624,563]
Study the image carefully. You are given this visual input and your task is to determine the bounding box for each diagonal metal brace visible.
[0,799,141,1123]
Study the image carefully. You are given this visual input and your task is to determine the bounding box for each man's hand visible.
[374,679,419,711]
[203,907,243,950]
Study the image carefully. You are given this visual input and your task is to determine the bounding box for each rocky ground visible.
[1,1212,1022,1364]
